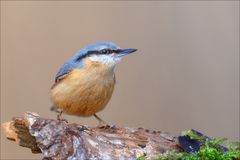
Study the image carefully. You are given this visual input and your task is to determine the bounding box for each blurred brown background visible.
[1,1,239,159]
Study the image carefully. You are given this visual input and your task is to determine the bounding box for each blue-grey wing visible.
[55,62,75,82]
[51,62,75,89]
[52,51,85,88]
[54,57,84,82]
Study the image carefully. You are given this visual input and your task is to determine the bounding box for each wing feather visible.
[51,62,74,89]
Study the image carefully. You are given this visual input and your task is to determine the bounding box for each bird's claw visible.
[98,124,117,130]
[78,125,89,132]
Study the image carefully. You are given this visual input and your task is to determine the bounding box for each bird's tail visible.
[50,106,61,113]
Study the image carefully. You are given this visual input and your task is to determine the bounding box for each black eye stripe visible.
[75,49,115,62]
[75,50,97,61]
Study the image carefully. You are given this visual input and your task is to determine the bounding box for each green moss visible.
[137,153,147,160]
[138,130,240,160]
[155,143,240,160]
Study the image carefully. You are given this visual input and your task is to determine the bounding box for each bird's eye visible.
[100,49,112,54]
[103,49,107,54]
[101,49,108,54]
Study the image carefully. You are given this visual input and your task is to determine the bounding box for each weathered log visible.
[2,112,183,159]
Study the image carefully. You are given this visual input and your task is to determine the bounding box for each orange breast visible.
[50,60,115,116]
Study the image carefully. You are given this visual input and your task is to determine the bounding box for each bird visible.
[50,42,137,125]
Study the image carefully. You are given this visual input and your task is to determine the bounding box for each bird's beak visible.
[116,48,137,57]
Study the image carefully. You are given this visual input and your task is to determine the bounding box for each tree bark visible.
[2,112,183,160]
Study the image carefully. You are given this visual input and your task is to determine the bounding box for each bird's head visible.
[73,42,137,67]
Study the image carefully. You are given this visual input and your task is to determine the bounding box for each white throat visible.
[88,54,122,66]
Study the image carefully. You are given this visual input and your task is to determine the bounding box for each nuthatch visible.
[50,42,137,125]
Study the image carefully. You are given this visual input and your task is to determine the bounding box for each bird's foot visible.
[98,124,118,131]
[57,116,68,123]
[93,114,110,128]
[97,123,110,129]
[76,125,90,132]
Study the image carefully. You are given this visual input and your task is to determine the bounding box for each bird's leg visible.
[57,110,68,123]
[57,110,63,120]
[93,114,109,128]
[51,106,68,123]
